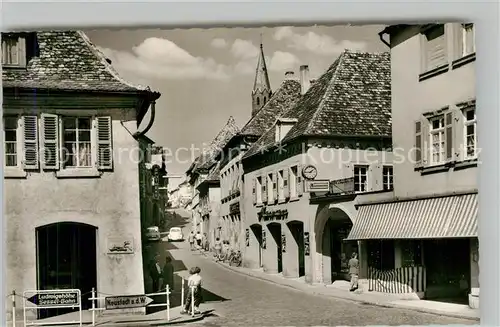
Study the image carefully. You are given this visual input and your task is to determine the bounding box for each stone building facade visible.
[3,31,160,319]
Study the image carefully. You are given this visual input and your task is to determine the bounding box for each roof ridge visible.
[77,31,148,91]
[304,52,345,134]
[240,78,289,132]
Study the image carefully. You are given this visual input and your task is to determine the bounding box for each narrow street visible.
[146,225,475,326]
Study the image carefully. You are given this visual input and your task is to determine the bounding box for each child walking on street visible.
[181,266,203,315]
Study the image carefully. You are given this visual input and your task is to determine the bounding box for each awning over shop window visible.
[346,193,478,240]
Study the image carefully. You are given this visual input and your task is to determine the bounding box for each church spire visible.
[251,39,272,117]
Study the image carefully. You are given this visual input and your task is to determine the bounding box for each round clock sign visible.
[302,165,318,180]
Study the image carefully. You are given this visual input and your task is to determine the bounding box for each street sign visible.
[27,291,80,307]
[105,295,153,310]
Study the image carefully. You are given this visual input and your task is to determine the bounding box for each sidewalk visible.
[9,306,207,327]
[199,250,479,321]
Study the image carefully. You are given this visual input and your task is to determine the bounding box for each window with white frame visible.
[290,166,298,198]
[278,170,285,201]
[3,116,19,167]
[382,166,393,191]
[267,173,274,203]
[461,23,475,57]
[422,24,447,72]
[354,165,368,193]
[62,117,93,168]
[256,176,263,204]
[2,34,25,67]
[463,108,477,159]
[429,115,445,165]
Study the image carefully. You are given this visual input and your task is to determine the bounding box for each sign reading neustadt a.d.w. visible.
[27,291,79,307]
[105,295,153,310]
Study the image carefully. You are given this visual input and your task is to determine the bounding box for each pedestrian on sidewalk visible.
[161,256,175,291]
[203,233,209,251]
[195,231,203,249]
[214,238,222,261]
[181,266,203,315]
[188,231,195,250]
[349,252,359,292]
[149,254,162,292]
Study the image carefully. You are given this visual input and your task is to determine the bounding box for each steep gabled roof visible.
[243,50,391,159]
[191,116,240,173]
[240,78,302,136]
[2,31,150,94]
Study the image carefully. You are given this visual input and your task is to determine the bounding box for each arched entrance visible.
[250,224,263,267]
[36,222,98,319]
[315,206,356,284]
[267,222,283,273]
[286,221,305,277]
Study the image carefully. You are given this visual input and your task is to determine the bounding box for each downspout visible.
[378,31,390,48]
[134,98,156,138]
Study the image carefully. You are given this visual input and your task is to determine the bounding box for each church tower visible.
[251,42,272,117]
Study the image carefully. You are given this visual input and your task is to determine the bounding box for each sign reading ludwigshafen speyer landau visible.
[105,295,153,310]
[27,291,80,306]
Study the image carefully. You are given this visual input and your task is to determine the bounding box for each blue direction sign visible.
[27,291,79,306]
[105,295,153,310]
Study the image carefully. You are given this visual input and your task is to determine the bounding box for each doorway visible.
[327,219,355,282]
[267,223,283,273]
[36,222,98,319]
[250,224,263,267]
[288,221,305,277]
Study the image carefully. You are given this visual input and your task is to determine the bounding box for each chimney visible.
[285,71,295,80]
[300,65,310,95]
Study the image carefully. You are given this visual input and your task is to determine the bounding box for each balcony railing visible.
[330,177,355,195]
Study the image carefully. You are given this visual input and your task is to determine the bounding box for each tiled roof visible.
[243,50,391,159]
[192,116,240,172]
[240,78,302,136]
[2,31,150,93]
[206,163,221,182]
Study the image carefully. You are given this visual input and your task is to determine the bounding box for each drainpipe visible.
[134,98,156,138]
[378,31,390,48]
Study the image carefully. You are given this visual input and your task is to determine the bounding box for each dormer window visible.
[2,34,26,67]
[275,118,298,143]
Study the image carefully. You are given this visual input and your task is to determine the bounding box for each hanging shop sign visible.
[281,234,286,253]
[304,232,310,256]
[262,230,266,249]
[257,206,288,222]
[152,164,161,200]
[304,180,330,193]
[245,229,250,247]
[229,202,240,215]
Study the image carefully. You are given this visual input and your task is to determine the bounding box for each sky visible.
[84,24,387,189]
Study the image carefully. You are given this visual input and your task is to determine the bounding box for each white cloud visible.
[99,37,230,81]
[210,38,227,48]
[268,51,300,72]
[274,26,367,55]
[230,39,259,59]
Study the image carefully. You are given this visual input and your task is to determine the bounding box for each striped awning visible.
[346,193,478,240]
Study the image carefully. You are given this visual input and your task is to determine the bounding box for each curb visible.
[203,253,479,322]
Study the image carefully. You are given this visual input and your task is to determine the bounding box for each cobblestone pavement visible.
[152,239,475,327]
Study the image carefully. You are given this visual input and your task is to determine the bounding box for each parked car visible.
[167,227,184,242]
[146,226,161,242]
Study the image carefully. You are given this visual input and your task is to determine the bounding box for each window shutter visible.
[454,108,466,161]
[17,37,26,67]
[296,163,303,197]
[262,175,267,203]
[445,111,454,162]
[41,113,59,170]
[283,169,290,199]
[425,25,447,70]
[414,120,422,167]
[22,115,39,170]
[252,177,257,205]
[96,116,113,170]
[272,171,278,203]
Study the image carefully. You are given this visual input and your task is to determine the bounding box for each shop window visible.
[400,240,423,267]
[367,240,395,271]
